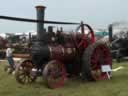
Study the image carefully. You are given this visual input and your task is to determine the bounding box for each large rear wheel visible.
[82,42,112,81]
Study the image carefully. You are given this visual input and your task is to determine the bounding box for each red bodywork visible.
[49,23,95,62]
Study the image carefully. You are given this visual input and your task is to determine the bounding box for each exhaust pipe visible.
[108,24,113,42]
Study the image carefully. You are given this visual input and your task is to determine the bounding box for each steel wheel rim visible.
[44,60,66,89]
[90,45,112,80]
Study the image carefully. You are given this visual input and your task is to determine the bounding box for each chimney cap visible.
[35,5,46,9]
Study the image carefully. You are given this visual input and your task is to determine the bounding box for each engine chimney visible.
[35,5,46,41]
[108,24,113,42]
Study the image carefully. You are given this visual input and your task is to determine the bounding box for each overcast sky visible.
[0,0,127,33]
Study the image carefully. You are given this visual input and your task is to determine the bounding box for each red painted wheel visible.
[82,42,112,81]
[15,59,36,84]
[43,60,66,89]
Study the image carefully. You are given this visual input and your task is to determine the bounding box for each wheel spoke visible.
[18,73,26,80]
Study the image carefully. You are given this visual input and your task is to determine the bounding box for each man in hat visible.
[6,44,15,72]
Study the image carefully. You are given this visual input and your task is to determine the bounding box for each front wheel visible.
[15,59,37,84]
[82,42,112,81]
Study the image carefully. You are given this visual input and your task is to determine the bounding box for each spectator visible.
[6,44,15,72]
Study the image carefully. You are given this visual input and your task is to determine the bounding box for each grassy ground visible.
[0,60,128,96]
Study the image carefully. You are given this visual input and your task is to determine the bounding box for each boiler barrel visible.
[48,45,76,62]
[31,44,76,67]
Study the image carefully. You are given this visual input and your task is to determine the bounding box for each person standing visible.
[6,45,15,71]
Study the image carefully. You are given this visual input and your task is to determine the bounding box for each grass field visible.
[0,60,128,96]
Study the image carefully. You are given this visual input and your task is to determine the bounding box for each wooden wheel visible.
[15,59,36,84]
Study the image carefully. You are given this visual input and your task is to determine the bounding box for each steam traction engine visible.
[108,24,128,62]
[2,6,112,88]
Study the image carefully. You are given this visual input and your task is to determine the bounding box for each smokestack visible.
[35,5,46,41]
[108,24,113,42]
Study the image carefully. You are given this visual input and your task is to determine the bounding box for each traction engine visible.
[0,5,112,89]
